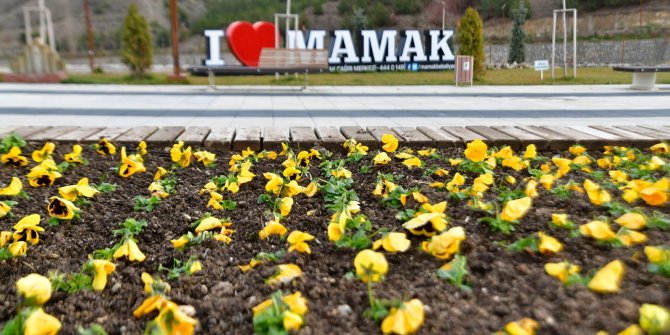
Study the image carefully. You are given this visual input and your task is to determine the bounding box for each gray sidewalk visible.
[1,83,669,127]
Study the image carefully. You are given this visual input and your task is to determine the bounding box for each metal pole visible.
[83,0,96,72]
[551,12,556,80]
[24,8,31,45]
[286,0,291,48]
[562,1,567,77]
[168,0,183,80]
[38,0,46,43]
[441,0,446,30]
[573,9,577,78]
[640,0,643,28]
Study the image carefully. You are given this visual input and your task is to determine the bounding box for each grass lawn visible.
[10,67,670,86]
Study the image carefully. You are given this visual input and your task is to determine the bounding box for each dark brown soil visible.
[1,143,669,335]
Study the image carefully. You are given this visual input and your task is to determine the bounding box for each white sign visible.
[463,61,470,71]
[534,60,550,71]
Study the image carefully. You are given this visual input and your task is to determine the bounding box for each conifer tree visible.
[507,2,527,64]
[121,4,153,78]
[457,7,485,77]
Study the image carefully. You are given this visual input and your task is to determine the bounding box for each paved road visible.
[1,83,669,127]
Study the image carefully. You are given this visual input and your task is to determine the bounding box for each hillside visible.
[0,0,668,60]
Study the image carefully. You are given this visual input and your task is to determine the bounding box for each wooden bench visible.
[190,48,329,90]
[612,66,670,90]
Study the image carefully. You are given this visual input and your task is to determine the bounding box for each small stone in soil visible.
[336,304,352,316]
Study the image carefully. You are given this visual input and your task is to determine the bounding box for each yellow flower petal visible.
[639,304,670,334]
[588,260,625,294]
[16,273,52,305]
[354,249,388,283]
[24,308,61,335]
[538,231,563,255]
[464,139,487,162]
[381,134,399,152]
[500,197,532,222]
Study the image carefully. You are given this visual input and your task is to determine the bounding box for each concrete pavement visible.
[1,83,669,128]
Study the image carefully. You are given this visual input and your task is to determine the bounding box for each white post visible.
[551,12,556,80]
[46,9,56,52]
[562,0,567,77]
[286,0,291,48]
[24,8,32,45]
[541,69,544,80]
[38,0,46,43]
[573,9,577,78]
[441,0,445,30]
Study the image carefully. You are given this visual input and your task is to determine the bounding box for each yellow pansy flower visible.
[645,246,670,264]
[171,235,189,249]
[506,175,517,184]
[446,173,466,192]
[580,220,617,241]
[207,191,224,210]
[354,249,388,283]
[47,196,80,220]
[154,167,168,181]
[584,179,612,206]
[267,264,302,286]
[381,299,425,335]
[569,145,586,156]
[328,221,344,242]
[31,142,55,163]
[588,260,625,293]
[614,212,646,230]
[639,304,670,334]
[421,227,466,260]
[259,220,288,239]
[63,144,84,164]
[91,259,116,292]
[525,179,539,198]
[0,201,12,218]
[0,177,22,196]
[58,177,99,201]
[545,262,580,283]
[500,197,532,222]
[170,141,192,167]
[650,142,669,154]
[639,178,669,206]
[283,310,303,332]
[12,214,43,245]
[648,156,666,171]
[464,139,487,162]
[195,217,224,234]
[403,202,448,236]
[119,147,146,178]
[9,241,27,257]
[504,317,539,335]
[0,231,12,248]
[193,150,216,166]
[263,173,284,195]
[96,138,116,156]
[373,152,391,165]
[113,239,146,262]
[155,301,199,335]
[331,167,352,179]
[372,232,411,253]
[287,231,315,254]
[1,146,29,167]
[303,182,318,197]
[538,231,563,255]
[402,157,422,169]
[133,295,169,318]
[27,159,62,187]
[540,174,555,190]
[551,213,571,228]
[523,144,537,159]
[381,133,399,152]
[16,273,52,305]
[189,261,203,274]
[24,308,61,335]
[617,228,648,247]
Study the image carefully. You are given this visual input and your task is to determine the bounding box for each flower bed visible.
[0,134,669,335]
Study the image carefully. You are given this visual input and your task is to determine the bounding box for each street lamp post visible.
[440,0,445,30]
[168,0,185,80]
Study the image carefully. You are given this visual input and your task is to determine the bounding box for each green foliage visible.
[1,308,32,335]
[49,271,93,294]
[113,218,147,238]
[477,0,531,19]
[133,195,161,212]
[334,215,374,250]
[457,7,486,78]
[158,257,201,280]
[347,7,369,30]
[504,234,539,252]
[436,255,472,292]
[94,182,117,193]
[648,260,670,278]
[121,4,153,78]
[392,0,423,15]
[195,0,317,33]
[479,216,515,234]
[369,2,390,27]
[0,133,26,154]
[648,212,670,231]
[507,1,527,64]
[253,291,292,335]
[77,324,108,335]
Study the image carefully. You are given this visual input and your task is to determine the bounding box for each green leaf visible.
[94,182,117,193]
[436,254,472,292]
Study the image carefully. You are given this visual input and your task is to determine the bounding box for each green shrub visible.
[457,7,486,78]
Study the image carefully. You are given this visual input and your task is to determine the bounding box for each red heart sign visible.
[226,21,277,67]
